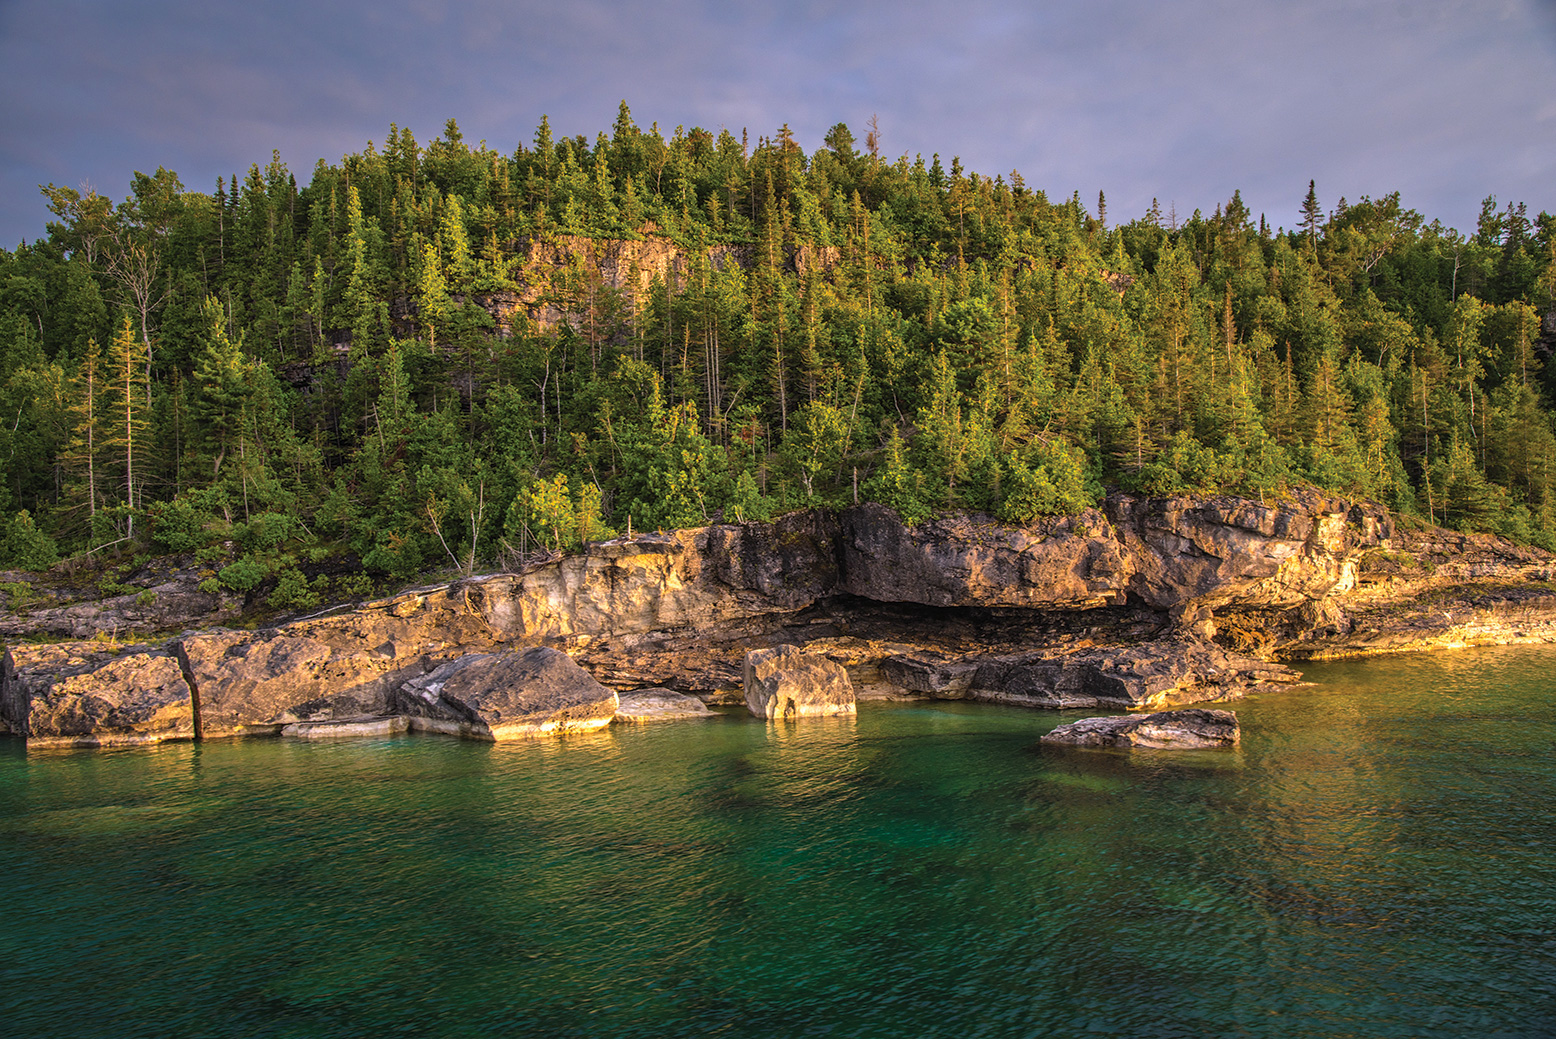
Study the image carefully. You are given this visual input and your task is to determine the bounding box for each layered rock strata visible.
[885,639,1297,711]
[7,490,1548,748]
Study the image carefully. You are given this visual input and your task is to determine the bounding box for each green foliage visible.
[336,573,375,600]
[0,510,59,570]
[507,472,614,553]
[728,469,773,523]
[2,110,1552,573]
[218,555,268,593]
[148,495,215,553]
[866,426,932,525]
[996,441,1095,524]
[269,567,324,611]
[0,580,39,609]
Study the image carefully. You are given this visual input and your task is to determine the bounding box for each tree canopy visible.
[3,105,1554,602]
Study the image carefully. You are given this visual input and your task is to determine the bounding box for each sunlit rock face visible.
[743,646,856,720]
[173,629,419,738]
[396,647,618,740]
[1,642,193,747]
[11,490,1549,748]
[1040,708,1241,750]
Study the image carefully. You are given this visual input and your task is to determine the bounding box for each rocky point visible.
[3,491,1551,748]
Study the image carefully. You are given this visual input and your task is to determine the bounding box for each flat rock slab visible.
[281,716,411,739]
[744,645,856,720]
[1040,708,1240,750]
[1,642,195,747]
[615,688,714,722]
[398,647,618,740]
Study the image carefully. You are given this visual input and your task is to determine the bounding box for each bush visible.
[149,497,213,553]
[235,511,298,554]
[336,573,375,599]
[996,441,1095,524]
[218,555,268,593]
[268,567,322,611]
[0,510,59,571]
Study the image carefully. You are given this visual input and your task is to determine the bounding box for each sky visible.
[1,0,1554,248]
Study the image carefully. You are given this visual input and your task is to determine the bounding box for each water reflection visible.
[3,647,1556,1036]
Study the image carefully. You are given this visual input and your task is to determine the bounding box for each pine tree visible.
[1300,180,1322,252]
[59,336,104,528]
[103,316,150,526]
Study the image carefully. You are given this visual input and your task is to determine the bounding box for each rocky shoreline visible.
[4,492,1554,749]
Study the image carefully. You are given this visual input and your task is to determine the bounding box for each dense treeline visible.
[2,104,1554,604]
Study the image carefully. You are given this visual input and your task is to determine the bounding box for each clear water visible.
[3,646,1554,1038]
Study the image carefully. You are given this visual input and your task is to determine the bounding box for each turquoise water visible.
[3,646,1555,1038]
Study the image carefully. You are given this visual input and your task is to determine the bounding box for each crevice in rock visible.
[172,641,204,740]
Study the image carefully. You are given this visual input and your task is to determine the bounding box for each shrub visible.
[218,555,268,593]
[268,568,322,611]
[0,510,59,571]
[148,497,212,554]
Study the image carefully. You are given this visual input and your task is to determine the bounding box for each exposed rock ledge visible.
[3,491,1550,748]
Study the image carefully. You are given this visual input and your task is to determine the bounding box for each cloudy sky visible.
[1,0,1553,248]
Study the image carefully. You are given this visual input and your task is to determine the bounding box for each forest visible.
[1,103,1553,608]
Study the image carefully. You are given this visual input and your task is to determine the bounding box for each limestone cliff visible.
[4,491,1550,747]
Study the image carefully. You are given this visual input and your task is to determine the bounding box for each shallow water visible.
[3,646,1555,1037]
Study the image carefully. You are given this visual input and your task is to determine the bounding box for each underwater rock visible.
[1040,707,1240,749]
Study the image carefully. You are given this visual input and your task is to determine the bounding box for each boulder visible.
[397,647,618,739]
[614,688,715,723]
[1,642,194,747]
[743,645,856,720]
[881,654,979,698]
[1040,708,1240,749]
[173,630,406,738]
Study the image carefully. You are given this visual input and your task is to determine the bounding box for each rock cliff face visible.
[4,490,1547,748]
[0,568,240,640]
[2,642,195,748]
[1216,522,1556,659]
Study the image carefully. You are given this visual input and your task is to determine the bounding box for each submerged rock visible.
[1,642,194,747]
[744,645,856,720]
[1040,707,1240,749]
[397,647,618,739]
[615,688,715,722]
